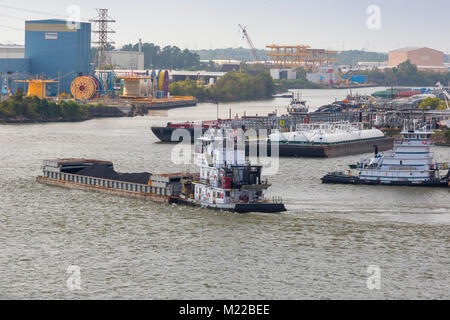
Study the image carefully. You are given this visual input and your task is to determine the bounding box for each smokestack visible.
[138,38,142,52]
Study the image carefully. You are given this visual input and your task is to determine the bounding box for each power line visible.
[0,13,26,21]
[0,4,90,22]
[0,24,24,31]
[0,4,67,18]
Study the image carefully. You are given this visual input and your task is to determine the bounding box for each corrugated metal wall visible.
[25,19,91,95]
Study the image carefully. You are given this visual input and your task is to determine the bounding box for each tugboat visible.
[287,92,309,115]
[176,129,286,213]
[321,124,450,186]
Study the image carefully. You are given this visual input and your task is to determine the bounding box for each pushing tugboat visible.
[174,129,286,213]
[36,129,286,213]
[321,124,450,187]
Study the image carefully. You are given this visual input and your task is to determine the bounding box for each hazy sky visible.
[0,0,449,53]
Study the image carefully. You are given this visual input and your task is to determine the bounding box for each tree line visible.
[169,72,275,102]
[360,61,450,86]
[0,91,90,122]
[121,42,201,70]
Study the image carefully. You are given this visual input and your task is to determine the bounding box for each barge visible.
[36,131,286,213]
[321,126,450,187]
[267,122,394,158]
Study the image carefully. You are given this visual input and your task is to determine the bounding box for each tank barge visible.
[267,122,394,158]
[321,126,450,187]
[36,134,286,213]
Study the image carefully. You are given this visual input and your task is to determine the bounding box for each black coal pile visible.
[116,172,152,184]
[76,164,151,184]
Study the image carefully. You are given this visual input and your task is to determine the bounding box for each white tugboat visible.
[287,92,309,114]
[322,124,450,186]
[179,129,286,213]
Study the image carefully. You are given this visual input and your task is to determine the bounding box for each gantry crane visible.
[238,24,259,62]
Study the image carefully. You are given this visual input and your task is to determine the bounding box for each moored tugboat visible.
[321,125,450,187]
[287,92,309,115]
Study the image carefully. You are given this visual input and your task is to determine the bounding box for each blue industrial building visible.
[25,19,91,95]
[0,19,91,96]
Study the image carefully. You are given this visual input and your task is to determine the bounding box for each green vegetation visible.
[336,50,387,65]
[418,97,448,110]
[169,72,275,102]
[193,47,267,62]
[121,42,200,69]
[360,61,450,86]
[0,90,90,122]
[431,126,450,146]
[277,78,323,90]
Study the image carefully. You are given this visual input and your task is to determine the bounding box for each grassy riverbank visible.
[0,91,91,123]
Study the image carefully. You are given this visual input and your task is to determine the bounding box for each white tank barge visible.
[321,127,450,187]
[36,136,286,213]
[267,122,394,158]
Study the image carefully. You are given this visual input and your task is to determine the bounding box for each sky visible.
[0,0,449,53]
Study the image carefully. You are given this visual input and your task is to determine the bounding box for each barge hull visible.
[321,174,449,187]
[36,176,171,202]
[265,137,394,158]
[151,127,207,143]
[172,198,286,213]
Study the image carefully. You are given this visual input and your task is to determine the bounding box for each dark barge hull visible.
[256,137,394,158]
[171,197,286,213]
[234,203,286,213]
[151,126,207,143]
[37,176,287,213]
[321,174,450,187]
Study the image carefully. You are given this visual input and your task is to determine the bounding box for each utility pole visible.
[90,9,115,70]
[57,71,60,100]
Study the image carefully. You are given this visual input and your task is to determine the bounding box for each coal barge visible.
[36,131,286,213]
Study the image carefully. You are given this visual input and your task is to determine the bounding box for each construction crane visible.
[238,24,259,62]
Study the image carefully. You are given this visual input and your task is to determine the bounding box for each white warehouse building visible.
[108,51,144,70]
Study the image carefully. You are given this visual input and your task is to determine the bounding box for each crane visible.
[238,24,259,62]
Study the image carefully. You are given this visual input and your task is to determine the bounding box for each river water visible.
[0,87,449,299]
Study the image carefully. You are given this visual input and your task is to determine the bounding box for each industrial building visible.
[306,68,337,85]
[270,68,296,80]
[388,47,446,72]
[109,50,144,70]
[0,46,25,59]
[0,46,29,94]
[200,59,241,72]
[25,19,91,95]
[0,19,91,97]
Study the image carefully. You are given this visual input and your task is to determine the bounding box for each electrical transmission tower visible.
[90,9,115,69]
